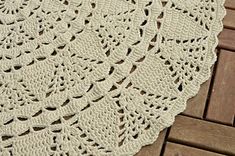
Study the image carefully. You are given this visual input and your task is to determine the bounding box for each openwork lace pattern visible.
[0,0,226,155]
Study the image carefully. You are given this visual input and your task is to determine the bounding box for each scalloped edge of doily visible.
[117,0,227,155]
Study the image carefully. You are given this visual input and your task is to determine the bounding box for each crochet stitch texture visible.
[0,0,226,155]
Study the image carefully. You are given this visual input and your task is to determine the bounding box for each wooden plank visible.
[206,50,235,125]
[223,9,235,29]
[168,115,235,155]
[183,76,211,118]
[135,130,166,156]
[164,142,225,156]
[218,28,235,51]
[225,0,235,10]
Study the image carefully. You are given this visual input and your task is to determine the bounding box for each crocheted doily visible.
[0,0,226,155]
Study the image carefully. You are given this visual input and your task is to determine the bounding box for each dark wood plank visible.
[218,28,235,51]
[183,76,211,118]
[225,0,235,10]
[135,130,166,156]
[223,9,235,29]
[206,50,235,125]
[164,142,225,156]
[168,115,235,155]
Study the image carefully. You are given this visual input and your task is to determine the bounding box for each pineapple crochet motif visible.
[0,0,226,155]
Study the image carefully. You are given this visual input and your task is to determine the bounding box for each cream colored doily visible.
[0,0,226,155]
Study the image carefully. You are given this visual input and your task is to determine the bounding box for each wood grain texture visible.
[219,28,235,51]
[223,9,235,29]
[206,50,235,125]
[183,76,211,118]
[135,130,166,156]
[168,115,235,155]
[225,0,235,10]
[164,142,225,156]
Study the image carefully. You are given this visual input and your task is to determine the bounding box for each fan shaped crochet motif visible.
[0,0,225,155]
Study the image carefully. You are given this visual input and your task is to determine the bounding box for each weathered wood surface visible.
[168,116,235,155]
[206,50,235,125]
[183,76,211,118]
[164,142,226,156]
[219,28,235,51]
[225,0,235,10]
[223,9,235,29]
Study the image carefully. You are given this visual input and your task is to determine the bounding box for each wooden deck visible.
[136,1,235,155]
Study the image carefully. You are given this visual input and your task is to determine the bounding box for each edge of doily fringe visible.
[122,0,227,155]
